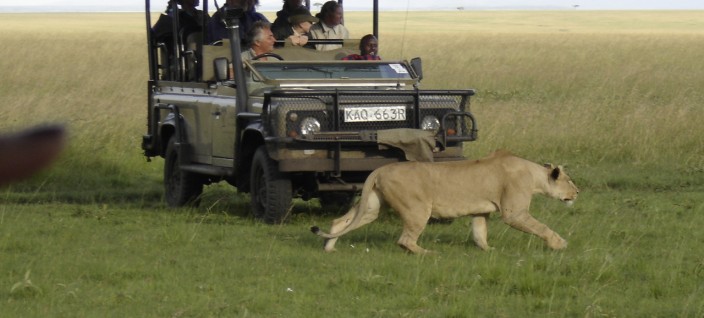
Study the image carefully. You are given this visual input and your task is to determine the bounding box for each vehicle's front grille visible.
[265,90,473,141]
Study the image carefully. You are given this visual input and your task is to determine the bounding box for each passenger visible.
[308,1,349,51]
[271,0,306,33]
[272,7,318,47]
[207,0,268,44]
[168,0,207,29]
[342,34,381,60]
[152,0,208,43]
[241,21,276,61]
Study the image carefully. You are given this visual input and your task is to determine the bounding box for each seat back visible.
[202,40,232,82]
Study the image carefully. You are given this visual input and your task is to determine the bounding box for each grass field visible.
[1,11,704,317]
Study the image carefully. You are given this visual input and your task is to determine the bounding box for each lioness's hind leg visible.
[323,190,382,252]
[323,238,338,252]
[323,210,355,252]
[471,214,492,251]
[396,208,432,254]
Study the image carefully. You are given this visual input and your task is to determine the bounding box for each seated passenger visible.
[152,0,208,43]
[272,7,318,47]
[151,0,209,80]
[207,0,268,44]
[308,1,349,51]
[271,0,306,32]
[170,0,208,29]
[342,34,381,60]
[242,21,276,61]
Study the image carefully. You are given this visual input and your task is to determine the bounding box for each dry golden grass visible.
[0,11,702,175]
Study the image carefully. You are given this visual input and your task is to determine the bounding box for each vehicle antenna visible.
[399,0,411,58]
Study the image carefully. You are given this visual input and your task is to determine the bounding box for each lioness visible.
[311,150,579,254]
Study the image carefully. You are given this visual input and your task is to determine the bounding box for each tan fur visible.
[311,150,579,254]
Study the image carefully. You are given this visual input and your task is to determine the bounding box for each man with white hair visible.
[241,21,276,60]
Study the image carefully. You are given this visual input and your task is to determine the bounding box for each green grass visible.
[1,11,704,317]
[2,191,704,316]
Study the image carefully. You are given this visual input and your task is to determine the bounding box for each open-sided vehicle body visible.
[141,0,478,223]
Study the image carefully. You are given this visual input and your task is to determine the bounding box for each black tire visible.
[250,146,292,223]
[164,136,203,207]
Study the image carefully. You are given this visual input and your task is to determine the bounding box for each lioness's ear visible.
[550,167,561,181]
[543,163,555,169]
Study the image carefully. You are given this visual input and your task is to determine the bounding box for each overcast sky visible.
[1,0,703,11]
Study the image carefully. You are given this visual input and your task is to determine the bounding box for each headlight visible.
[300,117,321,136]
[421,115,440,132]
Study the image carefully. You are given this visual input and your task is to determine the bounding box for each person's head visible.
[283,0,303,10]
[317,1,342,27]
[360,34,378,56]
[178,0,199,9]
[226,0,259,10]
[288,7,318,32]
[247,21,275,54]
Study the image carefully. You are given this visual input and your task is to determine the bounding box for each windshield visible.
[251,62,414,81]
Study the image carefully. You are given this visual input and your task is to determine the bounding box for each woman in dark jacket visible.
[272,0,306,32]
[272,7,318,47]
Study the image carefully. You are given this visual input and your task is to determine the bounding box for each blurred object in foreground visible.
[0,125,66,187]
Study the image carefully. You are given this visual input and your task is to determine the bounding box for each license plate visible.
[343,106,407,122]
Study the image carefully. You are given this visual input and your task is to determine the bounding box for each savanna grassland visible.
[1,10,704,317]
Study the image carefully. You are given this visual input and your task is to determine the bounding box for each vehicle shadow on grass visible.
[1,183,165,208]
[194,185,352,220]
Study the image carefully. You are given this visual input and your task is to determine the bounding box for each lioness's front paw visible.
[547,235,568,250]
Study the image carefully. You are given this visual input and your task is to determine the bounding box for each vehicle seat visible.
[202,40,232,82]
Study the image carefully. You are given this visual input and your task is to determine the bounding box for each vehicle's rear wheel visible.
[250,146,292,223]
[164,136,203,207]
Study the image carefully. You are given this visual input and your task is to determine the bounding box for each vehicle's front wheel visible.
[250,146,292,224]
[164,136,203,207]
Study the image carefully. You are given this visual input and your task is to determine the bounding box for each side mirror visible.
[214,57,230,81]
[410,57,423,81]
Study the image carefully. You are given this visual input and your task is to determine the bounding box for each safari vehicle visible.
[141,0,478,223]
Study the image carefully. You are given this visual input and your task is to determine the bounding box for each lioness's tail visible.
[310,167,382,239]
[310,225,325,235]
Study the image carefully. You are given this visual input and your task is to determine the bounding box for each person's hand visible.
[290,35,309,46]
[298,35,309,46]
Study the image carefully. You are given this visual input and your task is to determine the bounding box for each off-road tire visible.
[164,136,203,207]
[250,146,292,224]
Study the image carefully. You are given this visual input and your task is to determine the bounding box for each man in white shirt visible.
[308,1,349,51]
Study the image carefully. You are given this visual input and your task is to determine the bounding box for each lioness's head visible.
[544,164,579,206]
